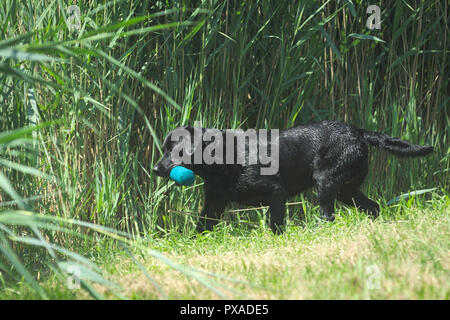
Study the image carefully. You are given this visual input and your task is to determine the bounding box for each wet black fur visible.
[153,120,433,233]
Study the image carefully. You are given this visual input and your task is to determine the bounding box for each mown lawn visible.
[1,0,447,302]
[2,195,447,300]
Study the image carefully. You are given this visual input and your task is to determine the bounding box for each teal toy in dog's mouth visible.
[169,166,195,186]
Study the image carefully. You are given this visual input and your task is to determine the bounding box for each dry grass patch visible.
[98,205,449,299]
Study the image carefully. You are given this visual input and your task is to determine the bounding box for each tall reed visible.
[1,0,448,238]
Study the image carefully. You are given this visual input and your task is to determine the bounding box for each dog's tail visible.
[361,130,433,157]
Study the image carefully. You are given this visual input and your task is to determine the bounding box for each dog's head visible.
[153,126,280,177]
[152,126,202,177]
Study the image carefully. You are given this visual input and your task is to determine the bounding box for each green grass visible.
[0,0,448,299]
[1,192,448,300]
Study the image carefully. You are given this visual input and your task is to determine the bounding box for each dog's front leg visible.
[269,188,287,234]
[196,190,227,233]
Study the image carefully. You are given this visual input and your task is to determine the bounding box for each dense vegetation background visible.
[0,0,448,298]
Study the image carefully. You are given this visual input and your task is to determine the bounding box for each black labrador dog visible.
[153,120,433,233]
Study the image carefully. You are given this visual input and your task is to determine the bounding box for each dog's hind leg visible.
[313,170,338,221]
[313,143,370,221]
[337,189,380,218]
[317,187,337,221]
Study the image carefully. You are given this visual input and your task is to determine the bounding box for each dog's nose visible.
[153,164,161,176]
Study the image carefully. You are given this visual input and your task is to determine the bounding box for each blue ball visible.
[169,166,195,186]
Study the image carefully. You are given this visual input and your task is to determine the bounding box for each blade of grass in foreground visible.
[387,188,437,205]
[0,233,48,299]
[0,210,251,299]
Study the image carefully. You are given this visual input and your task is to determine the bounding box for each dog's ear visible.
[181,125,194,133]
[173,125,199,156]
[172,125,206,157]
[161,132,172,151]
[186,126,204,156]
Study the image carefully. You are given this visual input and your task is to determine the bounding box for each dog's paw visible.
[319,213,335,222]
